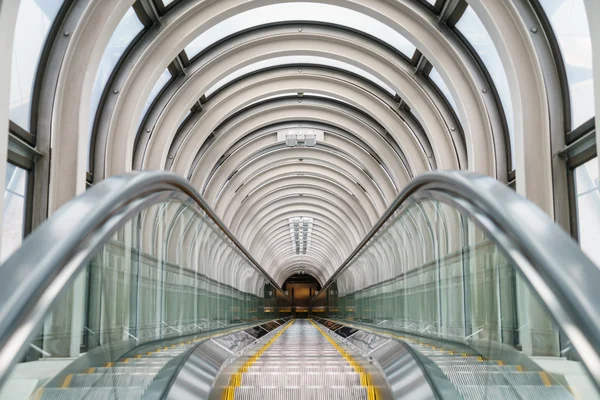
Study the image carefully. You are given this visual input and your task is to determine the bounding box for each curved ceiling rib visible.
[99,21,497,178]
[40,0,572,286]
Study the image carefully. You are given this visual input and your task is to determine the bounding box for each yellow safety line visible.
[540,371,552,387]
[86,367,96,374]
[61,374,72,388]
[32,388,44,400]
[309,319,378,400]
[222,320,295,400]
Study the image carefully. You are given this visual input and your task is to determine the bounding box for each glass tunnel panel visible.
[1,163,28,263]
[0,196,287,399]
[203,56,396,98]
[574,156,600,266]
[429,67,462,125]
[184,3,417,60]
[312,194,600,399]
[88,7,145,171]
[9,0,64,130]
[456,6,515,167]
[138,68,172,128]
[539,0,595,129]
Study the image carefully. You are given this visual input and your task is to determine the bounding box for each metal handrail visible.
[0,171,289,388]
[313,170,600,389]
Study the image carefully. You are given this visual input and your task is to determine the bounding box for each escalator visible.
[0,171,600,399]
[219,319,384,399]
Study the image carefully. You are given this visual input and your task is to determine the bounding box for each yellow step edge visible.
[61,374,72,388]
[86,367,95,374]
[222,320,295,399]
[309,320,378,400]
[32,388,44,400]
[540,371,552,387]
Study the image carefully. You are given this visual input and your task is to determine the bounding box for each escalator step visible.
[456,385,574,400]
[245,366,356,373]
[232,386,370,400]
[38,387,145,400]
[68,373,155,388]
[446,371,553,386]
[240,372,363,386]
[439,364,523,373]
[92,366,162,374]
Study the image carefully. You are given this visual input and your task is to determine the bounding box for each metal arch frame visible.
[211,148,384,223]
[239,204,360,274]
[140,70,434,177]
[234,191,368,271]
[223,169,381,248]
[180,95,414,200]
[99,21,491,178]
[166,68,438,177]
[198,120,401,199]
[182,89,418,183]
[230,164,367,236]
[215,158,378,264]
[188,99,412,196]
[199,141,392,205]
[90,0,502,181]
[203,61,398,101]
[195,113,394,283]
[34,0,561,222]
[188,106,401,203]
[220,153,381,225]
[246,205,355,263]
[454,0,563,216]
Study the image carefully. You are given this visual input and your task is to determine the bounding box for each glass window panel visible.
[88,8,144,168]
[456,6,515,165]
[139,68,172,126]
[163,0,176,6]
[428,67,461,119]
[539,0,594,129]
[9,0,63,131]
[425,0,436,4]
[575,157,600,266]
[205,56,395,98]
[185,3,416,60]
[2,163,28,262]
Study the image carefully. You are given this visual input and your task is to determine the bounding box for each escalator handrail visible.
[315,170,600,387]
[0,171,287,388]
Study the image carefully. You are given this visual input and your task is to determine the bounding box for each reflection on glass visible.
[0,197,287,399]
[88,7,144,168]
[9,0,63,130]
[575,157,600,266]
[204,56,395,98]
[184,3,416,60]
[313,195,599,398]
[456,6,515,164]
[139,68,172,126]
[539,0,595,129]
[1,163,27,263]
